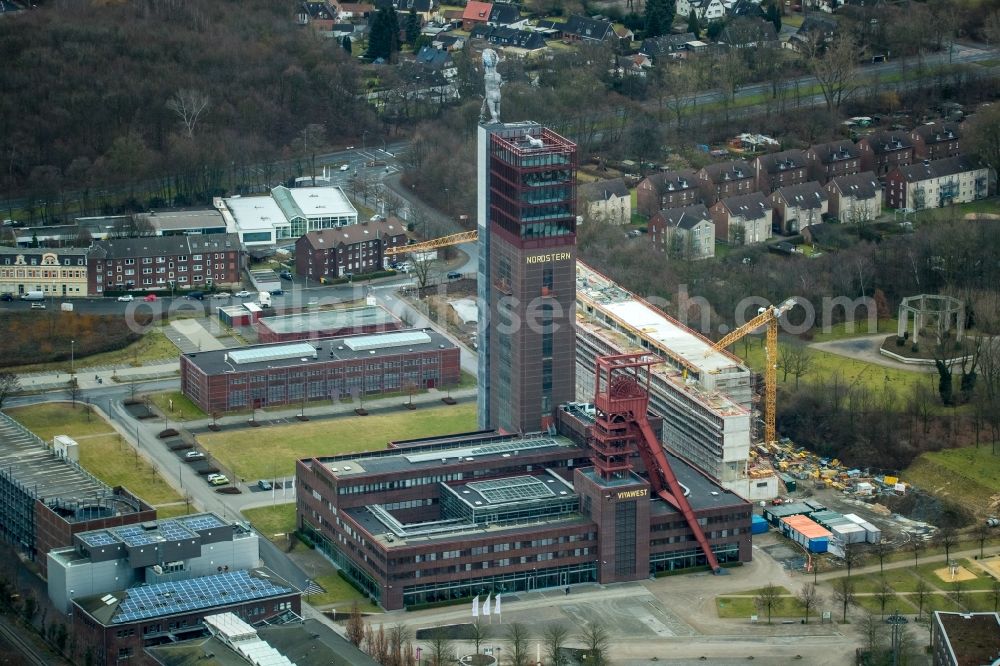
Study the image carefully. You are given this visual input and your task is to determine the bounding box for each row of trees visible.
[345,603,611,666]
[0,0,380,208]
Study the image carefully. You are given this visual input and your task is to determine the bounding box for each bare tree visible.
[875,576,893,618]
[67,377,80,408]
[755,583,782,624]
[409,253,437,291]
[990,579,1000,612]
[387,624,410,666]
[470,618,491,655]
[577,622,610,666]
[504,623,532,666]
[346,600,365,647]
[859,611,887,658]
[873,541,890,574]
[804,32,862,111]
[797,582,819,624]
[427,633,455,666]
[938,527,958,564]
[111,213,156,239]
[166,89,211,139]
[543,623,570,666]
[949,580,965,609]
[0,371,21,409]
[976,523,990,560]
[914,578,929,618]
[778,341,815,388]
[833,577,856,622]
[910,538,924,567]
[843,542,864,578]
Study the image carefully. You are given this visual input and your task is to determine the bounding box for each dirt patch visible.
[879,489,973,528]
[980,558,1000,579]
[933,565,978,582]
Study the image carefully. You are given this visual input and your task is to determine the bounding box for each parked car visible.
[257,479,273,491]
[117,295,134,302]
[279,271,293,280]
[235,290,253,298]
[186,291,205,300]
[447,271,462,280]
[340,164,350,171]
[184,451,205,460]
[143,294,157,302]
[206,473,229,486]
[270,288,284,296]
[0,293,14,301]
[212,292,231,299]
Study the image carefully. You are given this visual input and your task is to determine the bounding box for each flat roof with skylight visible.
[182,329,456,375]
[259,305,399,335]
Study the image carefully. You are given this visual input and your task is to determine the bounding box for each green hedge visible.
[325,269,398,285]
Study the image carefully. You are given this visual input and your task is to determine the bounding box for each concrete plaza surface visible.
[396,544,860,665]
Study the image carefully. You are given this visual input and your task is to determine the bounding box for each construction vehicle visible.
[705,299,797,445]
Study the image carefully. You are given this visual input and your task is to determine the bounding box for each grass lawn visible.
[910,197,1000,224]
[243,504,297,539]
[308,572,372,608]
[904,447,1000,515]
[730,586,792,596]
[855,594,916,615]
[963,592,1000,612]
[156,502,196,519]
[736,343,925,394]
[5,403,120,440]
[716,595,804,619]
[456,370,478,388]
[912,560,998,592]
[853,569,924,594]
[199,402,477,479]
[924,594,965,613]
[2,327,177,374]
[6,404,183,508]
[809,318,899,343]
[146,390,207,422]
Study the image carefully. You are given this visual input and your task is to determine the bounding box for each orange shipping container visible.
[781,514,832,540]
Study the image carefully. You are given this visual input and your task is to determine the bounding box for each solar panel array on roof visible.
[112,570,293,624]
[228,343,317,365]
[157,521,196,542]
[79,531,117,548]
[468,476,556,504]
[116,525,161,547]
[179,514,226,532]
[403,436,559,463]
[343,330,432,352]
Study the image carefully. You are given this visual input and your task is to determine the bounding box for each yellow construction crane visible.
[384,230,478,257]
[707,299,797,445]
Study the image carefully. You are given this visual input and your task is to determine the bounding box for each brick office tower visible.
[478,121,578,434]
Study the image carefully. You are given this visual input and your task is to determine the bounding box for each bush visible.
[911,344,920,353]
[0,312,149,368]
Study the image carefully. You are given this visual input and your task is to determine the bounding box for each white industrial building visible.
[218,185,359,247]
[575,262,778,500]
[47,513,259,614]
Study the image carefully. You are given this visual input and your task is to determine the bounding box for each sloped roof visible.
[563,14,614,41]
[756,149,808,175]
[88,234,241,260]
[640,32,696,56]
[657,204,712,230]
[701,160,753,183]
[488,2,520,24]
[416,45,453,69]
[862,130,913,154]
[809,139,860,164]
[300,218,407,250]
[774,182,828,209]
[828,171,879,199]
[462,0,493,21]
[911,122,961,143]
[579,178,630,202]
[895,156,983,182]
[718,192,771,220]
[719,17,778,45]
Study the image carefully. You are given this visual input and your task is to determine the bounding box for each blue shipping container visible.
[751,515,769,535]
[808,537,829,553]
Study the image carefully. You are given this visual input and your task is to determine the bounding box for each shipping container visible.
[830,523,867,544]
[751,515,769,535]
[780,515,832,553]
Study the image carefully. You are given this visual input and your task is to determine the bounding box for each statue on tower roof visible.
[480,48,502,125]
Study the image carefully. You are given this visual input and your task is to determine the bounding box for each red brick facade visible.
[88,234,243,294]
[295,219,408,281]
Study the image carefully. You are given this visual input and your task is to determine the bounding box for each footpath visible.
[15,360,180,392]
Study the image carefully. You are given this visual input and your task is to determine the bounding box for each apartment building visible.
[806,140,862,184]
[770,182,828,234]
[294,218,407,280]
[698,160,755,205]
[0,247,90,298]
[648,204,715,260]
[910,123,961,161]
[636,170,700,216]
[885,156,989,210]
[710,193,773,245]
[754,149,809,194]
[858,131,915,176]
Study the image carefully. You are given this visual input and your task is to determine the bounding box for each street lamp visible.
[362,130,369,153]
[886,611,908,666]
[70,339,75,374]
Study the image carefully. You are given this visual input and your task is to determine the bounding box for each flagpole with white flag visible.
[494,593,501,624]
[472,595,480,618]
[483,593,492,624]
